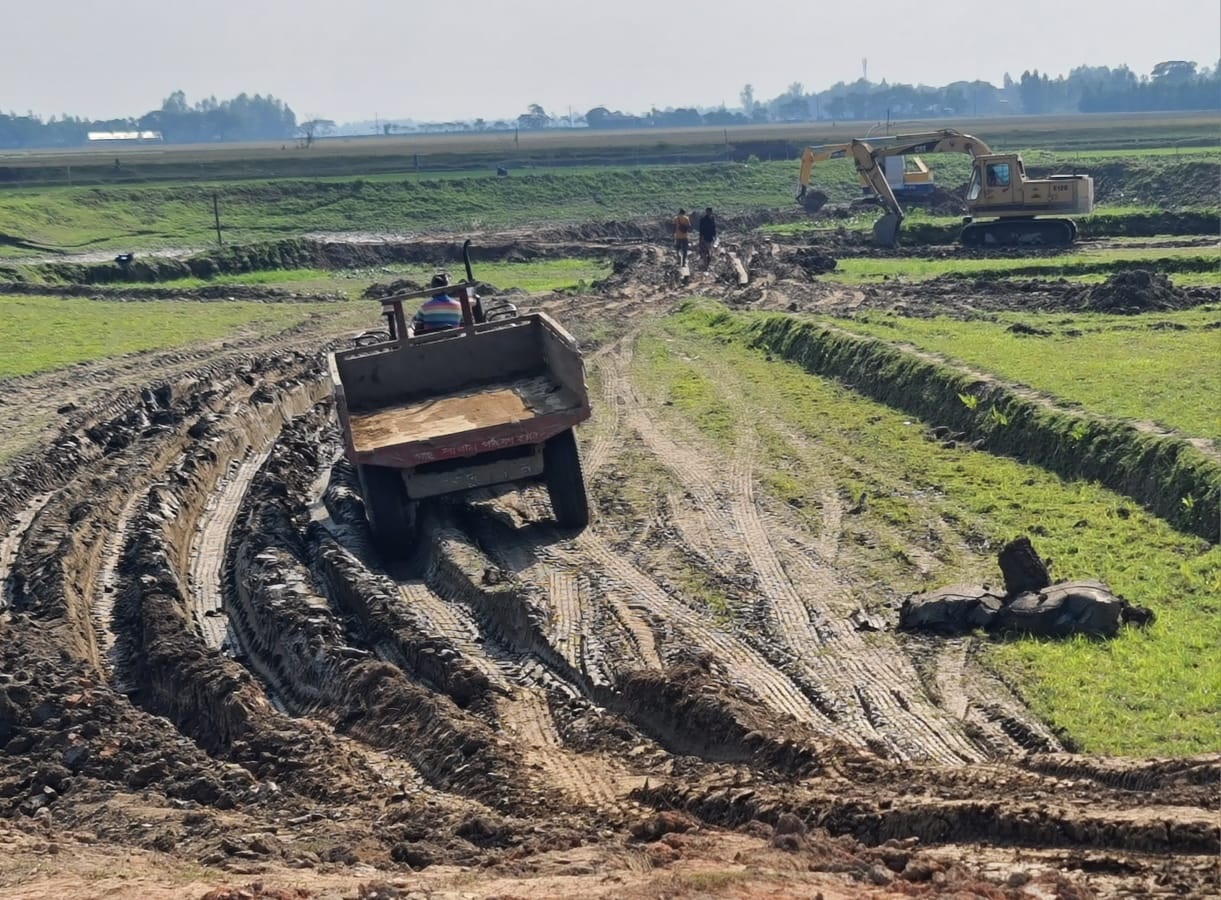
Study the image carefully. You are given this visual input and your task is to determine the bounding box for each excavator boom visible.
[848,131,995,246]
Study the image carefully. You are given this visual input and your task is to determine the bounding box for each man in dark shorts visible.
[697,207,717,267]
[673,209,691,266]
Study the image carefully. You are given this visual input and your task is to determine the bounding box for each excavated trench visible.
[0,242,1217,894]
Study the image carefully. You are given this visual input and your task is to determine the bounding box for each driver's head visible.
[430,272,450,295]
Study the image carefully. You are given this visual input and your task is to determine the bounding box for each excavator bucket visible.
[872,213,902,247]
[799,190,829,214]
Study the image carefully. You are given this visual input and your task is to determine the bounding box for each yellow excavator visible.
[803,129,1094,246]
[798,143,935,202]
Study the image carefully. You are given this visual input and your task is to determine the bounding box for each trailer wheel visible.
[357,464,417,559]
[544,429,590,529]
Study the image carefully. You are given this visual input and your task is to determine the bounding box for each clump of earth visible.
[1082,269,1192,313]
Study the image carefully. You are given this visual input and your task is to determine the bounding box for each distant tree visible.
[656,107,702,127]
[297,118,336,147]
[1151,60,1197,83]
[517,104,550,129]
[739,84,755,113]
[777,94,809,121]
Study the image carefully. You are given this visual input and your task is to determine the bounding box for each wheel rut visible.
[0,491,56,621]
[190,447,274,650]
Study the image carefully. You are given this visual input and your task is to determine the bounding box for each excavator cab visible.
[967,155,1020,206]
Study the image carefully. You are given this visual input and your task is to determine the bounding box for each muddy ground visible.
[0,231,1218,899]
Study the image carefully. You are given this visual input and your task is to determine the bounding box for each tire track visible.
[189,447,273,651]
[92,485,151,668]
[934,641,972,720]
[699,363,1053,757]
[497,673,622,810]
[468,506,659,677]
[569,530,827,728]
[397,574,627,811]
[396,580,514,692]
[0,491,56,622]
[609,339,991,762]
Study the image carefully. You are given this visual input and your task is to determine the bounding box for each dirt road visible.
[0,244,1216,899]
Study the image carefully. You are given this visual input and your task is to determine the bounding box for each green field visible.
[826,245,1219,284]
[833,308,1221,441]
[0,165,794,255]
[132,257,613,297]
[0,133,1217,258]
[636,304,1220,756]
[0,294,351,377]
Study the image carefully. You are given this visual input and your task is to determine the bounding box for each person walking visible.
[697,207,717,268]
[672,209,691,267]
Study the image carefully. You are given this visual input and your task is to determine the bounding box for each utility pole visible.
[213,194,223,247]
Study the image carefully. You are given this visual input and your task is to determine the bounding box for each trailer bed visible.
[348,374,582,454]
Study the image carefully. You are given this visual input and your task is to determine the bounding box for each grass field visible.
[141,257,613,297]
[0,294,353,377]
[636,304,1220,756]
[1,138,1217,258]
[832,308,1221,441]
[0,165,795,255]
[826,245,1219,284]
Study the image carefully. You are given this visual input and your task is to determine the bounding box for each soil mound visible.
[1083,270,1194,314]
[911,185,967,217]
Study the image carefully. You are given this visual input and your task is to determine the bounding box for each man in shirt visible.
[411,273,464,334]
[673,209,691,267]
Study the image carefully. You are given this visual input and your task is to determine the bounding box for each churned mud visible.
[0,229,1217,899]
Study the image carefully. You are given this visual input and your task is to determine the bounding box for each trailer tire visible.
[357,464,417,559]
[543,429,590,529]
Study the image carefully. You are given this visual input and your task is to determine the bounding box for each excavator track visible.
[960,217,1077,246]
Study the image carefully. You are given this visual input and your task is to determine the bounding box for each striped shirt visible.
[412,294,463,333]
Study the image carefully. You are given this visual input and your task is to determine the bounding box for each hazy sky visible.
[6,0,1219,123]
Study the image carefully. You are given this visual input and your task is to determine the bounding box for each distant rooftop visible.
[86,131,163,141]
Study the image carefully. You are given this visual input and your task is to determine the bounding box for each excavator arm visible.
[849,130,994,246]
[796,144,851,199]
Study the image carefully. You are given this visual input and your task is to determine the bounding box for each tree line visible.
[0,91,297,149]
[573,60,1220,130]
[3,59,1217,148]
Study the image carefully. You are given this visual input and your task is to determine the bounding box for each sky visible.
[5,0,1219,123]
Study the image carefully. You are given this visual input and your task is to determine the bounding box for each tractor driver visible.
[411,273,464,334]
